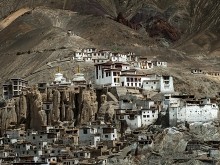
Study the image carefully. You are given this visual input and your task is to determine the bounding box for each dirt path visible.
[0,8,31,31]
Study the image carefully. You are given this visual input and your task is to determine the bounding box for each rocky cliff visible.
[26,89,47,131]
[78,89,98,125]
[0,99,17,135]
[0,87,98,132]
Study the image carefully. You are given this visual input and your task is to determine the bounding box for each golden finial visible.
[57,66,61,73]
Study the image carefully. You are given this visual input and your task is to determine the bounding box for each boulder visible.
[154,127,187,154]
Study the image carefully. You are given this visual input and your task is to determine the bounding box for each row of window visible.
[126,83,141,87]
[126,77,141,82]
[143,115,155,118]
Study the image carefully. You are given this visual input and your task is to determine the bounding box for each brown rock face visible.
[0,87,98,132]
[147,17,181,42]
[52,89,61,123]
[65,91,75,121]
[15,94,27,124]
[78,89,98,124]
[0,100,17,135]
[26,90,47,131]
[116,12,141,30]
[116,12,180,42]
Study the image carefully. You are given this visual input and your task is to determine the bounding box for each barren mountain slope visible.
[0,0,220,52]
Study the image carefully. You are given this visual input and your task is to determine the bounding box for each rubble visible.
[189,122,220,141]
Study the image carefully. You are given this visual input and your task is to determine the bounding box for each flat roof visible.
[120,74,146,76]
[94,61,129,66]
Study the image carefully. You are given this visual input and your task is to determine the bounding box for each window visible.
[114,78,116,83]
[80,153,84,156]
[127,78,130,82]
[83,129,88,134]
[106,72,108,77]
[105,135,108,138]
[147,115,150,118]
[33,136,35,140]
[143,115,146,118]
[113,72,116,76]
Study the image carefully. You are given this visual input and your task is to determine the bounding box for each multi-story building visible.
[3,78,28,99]
[168,96,219,126]
[94,61,130,87]
[95,61,174,93]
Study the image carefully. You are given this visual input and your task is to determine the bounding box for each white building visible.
[124,112,142,129]
[117,99,159,129]
[120,70,150,88]
[93,58,108,64]
[110,52,128,62]
[132,59,153,70]
[169,97,219,126]
[142,75,174,93]
[73,48,137,63]
[79,124,117,146]
[78,126,98,146]
[98,126,117,141]
[73,50,86,61]
[152,60,167,67]
[94,61,130,87]
[141,109,159,126]
[82,48,97,53]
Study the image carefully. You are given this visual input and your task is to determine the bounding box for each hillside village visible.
[1,48,220,165]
